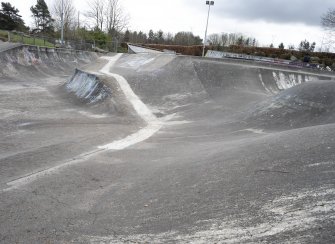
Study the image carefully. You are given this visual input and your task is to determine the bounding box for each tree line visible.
[122,30,260,49]
[123,30,203,46]
[0,0,127,41]
[0,2,27,32]
[0,1,334,52]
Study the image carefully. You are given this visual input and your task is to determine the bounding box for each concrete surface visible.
[128,44,163,54]
[0,47,335,243]
[0,42,22,52]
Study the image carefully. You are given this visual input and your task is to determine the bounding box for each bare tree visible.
[137,31,147,43]
[85,0,128,38]
[322,8,335,30]
[174,31,202,45]
[321,8,335,47]
[52,0,76,38]
[105,0,128,37]
[164,32,174,44]
[208,33,223,50]
[228,33,239,45]
[208,33,220,46]
[220,33,228,47]
[86,0,104,30]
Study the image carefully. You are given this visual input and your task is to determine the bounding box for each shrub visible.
[324,58,333,67]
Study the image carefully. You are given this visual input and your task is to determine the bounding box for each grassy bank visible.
[0,30,54,48]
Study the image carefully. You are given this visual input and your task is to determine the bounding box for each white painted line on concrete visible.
[100,56,157,122]
[98,123,162,150]
[3,149,104,192]
[3,54,167,192]
[98,55,163,150]
[244,128,266,134]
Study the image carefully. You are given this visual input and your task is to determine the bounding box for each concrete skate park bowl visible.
[1,44,335,243]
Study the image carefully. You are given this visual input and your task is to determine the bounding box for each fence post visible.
[44,37,45,46]
[34,37,36,45]
[7,31,10,42]
[21,34,23,44]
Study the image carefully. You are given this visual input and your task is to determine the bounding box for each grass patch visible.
[0,30,54,47]
[11,34,54,47]
[117,47,128,53]
[0,30,8,41]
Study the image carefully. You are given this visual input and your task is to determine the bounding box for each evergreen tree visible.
[123,29,130,42]
[299,39,316,52]
[245,38,250,46]
[157,30,164,44]
[237,36,244,46]
[148,29,154,43]
[30,0,54,33]
[278,43,285,49]
[288,45,295,50]
[252,38,256,47]
[131,31,138,43]
[0,2,27,31]
[137,31,147,43]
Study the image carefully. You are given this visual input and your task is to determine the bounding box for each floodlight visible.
[203,1,215,56]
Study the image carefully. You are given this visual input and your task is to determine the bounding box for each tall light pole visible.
[61,0,64,46]
[202,1,214,57]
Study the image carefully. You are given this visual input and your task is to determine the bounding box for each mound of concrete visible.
[63,67,140,118]
[65,69,112,104]
[245,80,335,130]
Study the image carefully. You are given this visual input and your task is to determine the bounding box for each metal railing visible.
[2,30,121,52]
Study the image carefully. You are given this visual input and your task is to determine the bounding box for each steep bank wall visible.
[0,45,99,78]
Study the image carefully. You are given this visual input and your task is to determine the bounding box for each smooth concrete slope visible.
[0,42,22,53]
[128,44,163,54]
[0,50,335,243]
[0,46,143,188]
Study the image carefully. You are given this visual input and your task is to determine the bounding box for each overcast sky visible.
[5,0,335,50]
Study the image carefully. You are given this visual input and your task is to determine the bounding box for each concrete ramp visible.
[128,43,163,54]
[0,45,99,78]
[109,55,334,124]
[0,42,22,52]
[66,69,111,104]
[116,53,175,71]
[64,66,141,118]
[245,80,335,130]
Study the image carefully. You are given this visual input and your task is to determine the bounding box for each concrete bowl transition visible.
[1,44,335,243]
